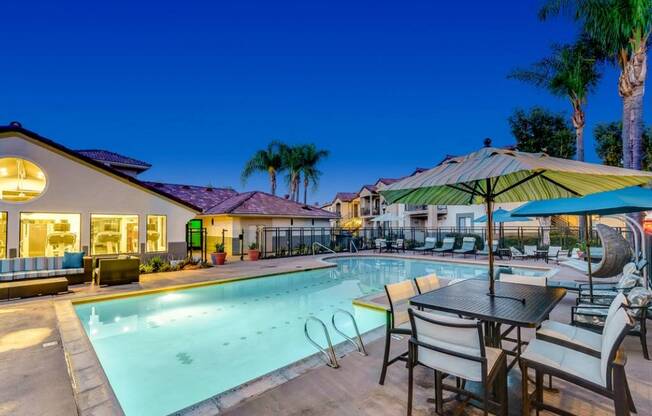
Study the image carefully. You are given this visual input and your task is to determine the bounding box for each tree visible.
[298,144,330,205]
[280,144,304,202]
[509,36,602,161]
[594,121,652,170]
[540,0,652,170]
[241,141,285,196]
[508,107,576,158]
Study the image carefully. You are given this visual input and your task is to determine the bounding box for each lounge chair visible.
[476,240,498,258]
[452,237,476,258]
[546,246,562,263]
[509,246,527,260]
[523,245,537,258]
[412,237,436,255]
[433,237,455,256]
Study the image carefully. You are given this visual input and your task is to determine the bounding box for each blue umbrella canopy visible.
[511,186,652,217]
[474,208,532,223]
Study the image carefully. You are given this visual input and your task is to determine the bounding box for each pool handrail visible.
[331,309,367,356]
[304,316,339,368]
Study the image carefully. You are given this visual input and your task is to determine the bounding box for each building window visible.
[20,213,81,257]
[91,214,139,255]
[0,158,47,202]
[146,215,167,252]
[0,212,6,258]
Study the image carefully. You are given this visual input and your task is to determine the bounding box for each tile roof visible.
[333,192,359,203]
[203,191,338,218]
[76,149,152,169]
[143,182,238,212]
[358,184,378,193]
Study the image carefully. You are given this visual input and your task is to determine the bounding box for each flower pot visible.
[211,252,227,265]
[248,249,260,261]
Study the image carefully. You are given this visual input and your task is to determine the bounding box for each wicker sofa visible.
[94,257,140,286]
[0,256,92,285]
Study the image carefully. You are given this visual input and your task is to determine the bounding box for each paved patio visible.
[0,253,648,415]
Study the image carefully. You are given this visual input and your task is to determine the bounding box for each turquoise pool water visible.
[74,257,546,415]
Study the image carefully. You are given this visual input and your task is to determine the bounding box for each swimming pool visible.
[74,257,547,415]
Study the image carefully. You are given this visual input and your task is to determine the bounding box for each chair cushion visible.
[22,258,36,271]
[0,259,12,273]
[522,338,604,387]
[35,257,48,271]
[63,252,84,269]
[537,320,602,352]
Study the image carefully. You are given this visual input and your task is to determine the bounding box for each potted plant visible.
[248,242,260,261]
[211,243,227,265]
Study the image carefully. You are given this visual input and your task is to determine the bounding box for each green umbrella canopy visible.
[380,144,652,297]
[381,147,652,206]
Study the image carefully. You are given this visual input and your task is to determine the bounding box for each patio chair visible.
[521,308,636,416]
[433,237,455,256]
[523,245,537,258]
[476,240,498,258]
[412,237,436,254]
[536,293,627,357]
[406,309,507,416]
[577,273,644,304]
[572,287,651,360]
[547,246,562,263]
[509,246,527,260]
[452,237,476,258]
[414,274,441,294]
[379,280,417,385]
[391,238,405,252]
[374,238,386,253]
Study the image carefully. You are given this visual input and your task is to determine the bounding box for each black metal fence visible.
[258,225,631,259]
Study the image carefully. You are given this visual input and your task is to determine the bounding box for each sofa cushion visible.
[0,259,12,273]
[63,252,84,269]
[35,257,48,271]
[23,258,37,271]
[0,272,13,281]
[62,268,84,275]
[10,271,28,280]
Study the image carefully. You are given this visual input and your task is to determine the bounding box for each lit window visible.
[0,212,6,258]
[91,214,139,255]
[0,158,47,202]
[20,213,81,257]
[146,215,167,252]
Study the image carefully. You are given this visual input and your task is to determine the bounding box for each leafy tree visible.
[508,107,576,158]
[509,36,602,161]
[241,141,285,195]
[594,121,652,170]
[540,0,652,170]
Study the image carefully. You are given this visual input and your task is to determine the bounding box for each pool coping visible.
[55,253,556,416]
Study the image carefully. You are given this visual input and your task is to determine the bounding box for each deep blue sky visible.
[2,1,650,205]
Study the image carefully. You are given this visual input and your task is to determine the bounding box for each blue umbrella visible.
[474,208,532,223]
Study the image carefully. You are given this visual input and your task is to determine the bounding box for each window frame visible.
[0,211,7,259]
[0,156,48,204]
[18,211,82,258]
[90,213,140,256]
[145,214,167,253]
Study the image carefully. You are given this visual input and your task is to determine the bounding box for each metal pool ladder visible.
[312,242,336,255]
[332,309,367,356]
[304,317,339,368]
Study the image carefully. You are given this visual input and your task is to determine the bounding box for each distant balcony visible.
[361,207,380,217]
[405,204,428,212]
[437,205,447,214]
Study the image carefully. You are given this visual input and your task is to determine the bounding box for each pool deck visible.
[0,252,646,416]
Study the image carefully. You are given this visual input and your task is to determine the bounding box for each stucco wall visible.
[0,134,197,257]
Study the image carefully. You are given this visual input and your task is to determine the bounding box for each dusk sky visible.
[2,1,650,205]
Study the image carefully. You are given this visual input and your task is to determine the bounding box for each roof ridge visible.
[225,191,259,213]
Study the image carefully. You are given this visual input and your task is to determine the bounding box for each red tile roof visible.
[333,192,358,203]
[76,149,152,169]
[143,182,238,212]
[203,191,337,218]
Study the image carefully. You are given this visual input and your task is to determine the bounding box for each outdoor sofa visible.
[0,253,92,285]
[94,256,140,286]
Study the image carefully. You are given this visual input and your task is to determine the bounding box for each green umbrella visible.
[381,142,652,297]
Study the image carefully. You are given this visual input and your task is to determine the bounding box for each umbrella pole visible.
[487,198,495,295]
[584,214,593,302]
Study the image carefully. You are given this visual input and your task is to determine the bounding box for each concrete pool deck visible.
[0,253,613,415]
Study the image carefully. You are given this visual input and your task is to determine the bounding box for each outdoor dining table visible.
[410,278,567,370]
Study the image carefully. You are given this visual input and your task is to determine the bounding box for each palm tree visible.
[540,0,651,170]
[509,37,601,161]
[298,144,330,205]
[241,141,284,195]
[280,145,303,202]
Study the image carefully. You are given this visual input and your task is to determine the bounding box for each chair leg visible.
[535,370,543,416]
[379,328,392,385]
[407,344,413,416]
[521,362,530,416]
[613,364,631,416]
[623,371,637,414]
[499,358,508,416]
[640,318,649,360]
[435,370,444,415]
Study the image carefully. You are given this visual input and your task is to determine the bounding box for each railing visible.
[360,207,380,217]
[258,225,633,259]
[304,317,339,368]
[405,204,428,212]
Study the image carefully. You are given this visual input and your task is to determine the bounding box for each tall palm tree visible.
[280,145,303,202]
[298,144,329,205]
[509,37,601,161]
[241,141,284,195]
[540,0,651,169]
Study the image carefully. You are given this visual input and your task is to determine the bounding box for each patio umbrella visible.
[381,142,652,297]
[512,186,652,296]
